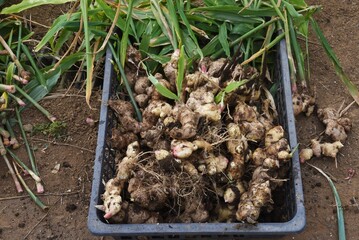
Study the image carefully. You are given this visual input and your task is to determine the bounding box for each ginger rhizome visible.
[99,50,293,224]
[298,106,352,164]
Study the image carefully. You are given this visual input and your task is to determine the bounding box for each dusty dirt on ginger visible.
[1,0,359,239]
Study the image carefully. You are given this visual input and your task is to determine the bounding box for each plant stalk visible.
[15,107,44,193]
[211,17,279,59]
[8,149,42,183]
[15,85,56,122]
[109,43,142,122]
[240,32,285,66]
[0,135,22,193]
[5,120,20,149]
[13,164,48,211]
[0,35,30,81]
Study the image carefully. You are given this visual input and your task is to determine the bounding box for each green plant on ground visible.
[2,0,358,106]
[33,121,67,138]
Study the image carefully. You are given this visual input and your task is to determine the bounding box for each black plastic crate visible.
[88,39,305,239]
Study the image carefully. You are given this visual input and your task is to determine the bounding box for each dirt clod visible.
[65,204,77,213]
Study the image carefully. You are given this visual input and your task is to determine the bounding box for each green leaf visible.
[141,52,171,65]
[27,85,49,103]
[80,0,94,107]
[190,6,276,18]
[1,0,76,14]
[286,0,307,9]
[182,31,199,59]
[21,43,47,86]
[215,79,249,103]
[166,0,182,45]
[148,75,179,100]
[308,163,346,240]
[6,62,15,85]
[177,0,203,59]
[176,46,186,99]
[109,43,142,121]
[219,23,230,57]
[53,29,72,54]
[95,0,127,32]
[150,0,176,49]
[288,14,306,86]
[282,1,302,18]
[311,18,359,105]
[120,0,135,67]
[35,12,81,52]
[47,52,85,74]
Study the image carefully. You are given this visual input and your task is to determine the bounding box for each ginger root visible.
[178,197,209,223]
[204,154,229,175]
[292,93,315,116]
[168,104,199,139]
[300,139,344,163]
[226,123,248,180]
[99,142,140,219]
[108,100,141,133]
[186,88,221,122]
[318,107,352,142]
[128,178,168,211]
[236,181,272,223]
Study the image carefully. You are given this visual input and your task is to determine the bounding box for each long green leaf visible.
[6,62,15,84]
[308,163,346,240]
[176,46,186,99]
[14,164,48,211]
[288,13,306,87]
[166,0,182,46]
[80,0,94,107]
[283,10,297,89]
[35,12,82,52]
[0,0,75,14]
[190,6,277,17]
[215,79,250,103]
[95,0,127,32]
[148,74,179,101]
[177,0,203,59]
[21,43,46,86]
[150,0,176,49]
[211,17,279,59]
[109,43,143,121]
[311,18,359,105]
[120,0,134,67]
[219,23,230,57]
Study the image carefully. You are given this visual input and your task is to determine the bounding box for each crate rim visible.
[87,39,306,237]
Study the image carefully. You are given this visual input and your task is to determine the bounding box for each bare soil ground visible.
[0,1,359,239]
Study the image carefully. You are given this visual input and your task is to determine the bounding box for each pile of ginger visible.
[96,49,293,224]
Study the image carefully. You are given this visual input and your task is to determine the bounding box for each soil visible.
[1,0,359,240]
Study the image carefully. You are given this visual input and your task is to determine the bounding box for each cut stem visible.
[0,135,22,193]
[0,35,30,81]
[0,71,28,84]
[8,92,26,106]
[0,126,10,146]
[0,84,15,93]
[8,149,42,183]
[16,107,45,193]
[3,154,23,193]
[5,120,20,149]
[13,164,48,211]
